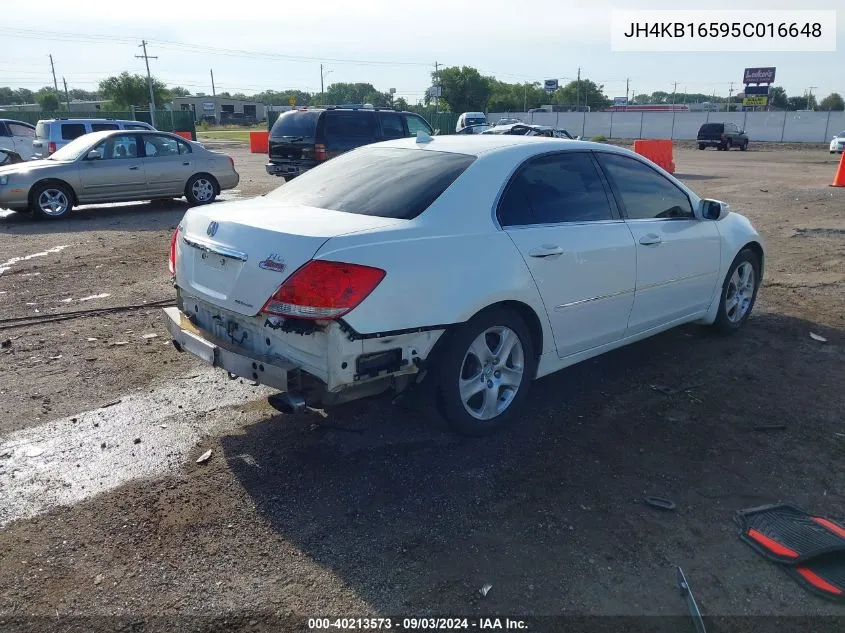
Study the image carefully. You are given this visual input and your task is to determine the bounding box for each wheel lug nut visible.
[487,380,493,388]
[494,370,501,378]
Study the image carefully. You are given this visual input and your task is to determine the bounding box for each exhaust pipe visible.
[267,391,306,414]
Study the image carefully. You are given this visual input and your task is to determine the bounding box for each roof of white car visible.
[376,134,620,157]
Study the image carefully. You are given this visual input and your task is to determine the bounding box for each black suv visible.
[697,122,749,151]
[266,107,434,179]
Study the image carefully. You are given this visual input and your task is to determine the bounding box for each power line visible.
[135,40,158,127]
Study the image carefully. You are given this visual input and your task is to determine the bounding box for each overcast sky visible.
[1,0,841,103]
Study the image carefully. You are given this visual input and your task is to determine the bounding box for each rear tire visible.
[434,307,535,436]
[698,143,706,150]
[713,248,761,334]
[30,182,73,220]
[740,140,748,151]
[185,174,218,206]
[726,139,733,150]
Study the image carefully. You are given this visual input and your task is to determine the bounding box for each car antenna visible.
[416,130,433,144]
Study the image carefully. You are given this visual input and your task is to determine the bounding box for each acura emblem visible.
[207,221,219,237]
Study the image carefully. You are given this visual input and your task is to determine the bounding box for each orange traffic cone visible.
[832,152,845,187]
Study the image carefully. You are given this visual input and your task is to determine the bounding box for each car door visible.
[77,134,148,202]
[499,151,638,358]
[7,122,35,160]
[594,152,721,334]
[0,122,13,155]
[322,111,377,158]
[141,134,195,196]
[377,111,406,140]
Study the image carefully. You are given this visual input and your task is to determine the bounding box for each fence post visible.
[670,110,676,140]
[743,110,748,132]
[638,112,644,138]
[824,110,832,142]
[780,111,786,142]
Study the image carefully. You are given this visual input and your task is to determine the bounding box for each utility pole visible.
[136,40,158,128]
[727,82,734,112]
[62,77,70,111]
[625,77,630,111]
[671,81,678,108]
[210,69,216,96]
[433,61,440,116]
[576,67,580,110]
[48,54,59,94]
[523,83,527,113]
[320,63,324,94]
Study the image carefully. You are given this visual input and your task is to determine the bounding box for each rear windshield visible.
[270,110,321,138]
[465,117,486,126]
[699,123,724,134]
[266,147,475,219]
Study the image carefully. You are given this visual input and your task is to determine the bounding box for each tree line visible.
[1,68,842,113]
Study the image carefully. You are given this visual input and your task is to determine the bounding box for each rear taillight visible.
[48,142,56,155]
[261,260,385,320]
[720,133,726,141]
[228,156,235,169]
[314,143,327,161]
[168,228,179,275]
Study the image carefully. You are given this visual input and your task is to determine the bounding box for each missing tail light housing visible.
[314,143,327,161]
[168,227,179,275]
[261,260,385,320]
[48,141,57,155]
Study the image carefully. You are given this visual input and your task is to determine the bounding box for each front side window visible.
[8,123,35,138]
[90,134,138,160]
[596,153,693,220]
[405,114,433,136]
[379,113,405,139]
[498,152,614,227]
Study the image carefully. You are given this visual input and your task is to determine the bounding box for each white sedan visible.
[164,135,765,436]
[830,131,845,154]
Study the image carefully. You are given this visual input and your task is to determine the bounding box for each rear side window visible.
[0,123,9,137]
[8,123,34,137]
[92,123,119,132]
[35,122,48,139]
[498,152,614,226]
[61,124,87,140]
[323,112,376,141]
[123,123,151,130]
[266,147,475,219]
[270,111,321,138]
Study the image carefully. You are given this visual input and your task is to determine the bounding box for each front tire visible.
[30,182,73,219]
[434,307,535,436]
[185,174,218,205]
[714,248,761,333]
[740,140,748,151]
[698,143,706,150]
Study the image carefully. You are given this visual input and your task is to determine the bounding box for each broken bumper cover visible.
[162,306,298,391]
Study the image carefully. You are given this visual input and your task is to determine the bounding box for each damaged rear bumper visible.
[163,306,297,391]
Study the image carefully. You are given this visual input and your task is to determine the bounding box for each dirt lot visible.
[1,141,844,631]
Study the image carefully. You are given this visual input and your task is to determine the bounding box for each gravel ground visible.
[1,142,844,632]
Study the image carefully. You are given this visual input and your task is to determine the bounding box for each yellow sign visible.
[288,96,296,106]
[743,96,768,107]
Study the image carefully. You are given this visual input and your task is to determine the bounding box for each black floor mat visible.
[787,555,845,603]
[736,503,845,564]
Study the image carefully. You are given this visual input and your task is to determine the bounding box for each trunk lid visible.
[697,123,724,140]
[176,197,402,316]
[268,137,317,162]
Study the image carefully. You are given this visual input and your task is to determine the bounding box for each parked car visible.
[0,119,36,161]
[483,123,575,139]
[456,111,488,132]
[0,129,238,219]
[265,107,434,180]
[495,117,522,126]
[164,135,764,436]
[697,122,749,151]
[829,131,845,154]
[455,123,491,134]
[32,118,155,159]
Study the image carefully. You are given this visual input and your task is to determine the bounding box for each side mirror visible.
[86,149,103,161]
[701,199,728,220]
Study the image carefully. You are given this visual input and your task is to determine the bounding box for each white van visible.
[32,118,155,159]
[456,112,488,132]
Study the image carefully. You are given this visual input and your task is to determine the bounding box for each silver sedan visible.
[0,130,239,219]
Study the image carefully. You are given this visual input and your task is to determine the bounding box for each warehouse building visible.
[171,96,264,124]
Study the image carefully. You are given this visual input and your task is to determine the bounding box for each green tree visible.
[488,80,547,112]
[768,86,788,110]
[551,79,611,110]
[787,94,817,110]
[819,92,844,111]
[99,72,169,108]
[431,66,492,112]
[169,86,192,97]
[68,88,100,101]
[633,93,650,104]
[37,91,60,111]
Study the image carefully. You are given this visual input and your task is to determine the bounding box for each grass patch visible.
[197,130,252,142]
[590,135,608,142]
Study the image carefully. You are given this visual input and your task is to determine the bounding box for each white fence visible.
[487,111,845,143]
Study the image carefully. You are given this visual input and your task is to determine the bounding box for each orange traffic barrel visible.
[831,152,845,187]
[250,131,270,154]
[173,131,193,141]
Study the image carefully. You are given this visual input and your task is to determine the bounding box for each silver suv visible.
[33,118,155,159]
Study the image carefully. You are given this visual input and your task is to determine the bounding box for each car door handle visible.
[182,162,190,166]
[129,165,140,170]
[528,245,564,258]
[639,234,662,246]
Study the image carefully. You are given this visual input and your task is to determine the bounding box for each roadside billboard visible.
[743,67,776,84]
